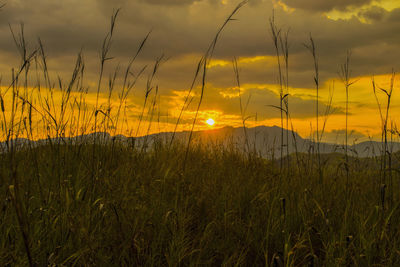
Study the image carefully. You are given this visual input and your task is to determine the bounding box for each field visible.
[1,1,400,266]
[2,140,400,266]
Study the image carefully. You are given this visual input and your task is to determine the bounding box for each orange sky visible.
[1,70,398,143]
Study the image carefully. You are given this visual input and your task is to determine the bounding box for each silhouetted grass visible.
[1,2,399,266]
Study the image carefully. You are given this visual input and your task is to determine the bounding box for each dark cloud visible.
[358,5,388,22]
[139,0,201,5]
[387,8,400,22]
[97,0,203,9]
[0,0,398,94]
[280,0,374,12]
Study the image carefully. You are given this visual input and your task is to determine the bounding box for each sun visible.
[206,118,215,126]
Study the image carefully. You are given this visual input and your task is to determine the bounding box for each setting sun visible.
[206,118,215,126]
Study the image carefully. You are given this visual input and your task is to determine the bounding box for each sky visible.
[0,0,400,143]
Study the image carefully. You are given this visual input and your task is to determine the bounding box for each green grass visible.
[1,141,400,266]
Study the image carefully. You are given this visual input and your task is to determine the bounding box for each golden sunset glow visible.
[1,71,399,142]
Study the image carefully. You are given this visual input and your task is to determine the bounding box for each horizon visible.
[1,124,394,146]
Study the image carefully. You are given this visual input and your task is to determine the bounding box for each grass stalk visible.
[304,34,322,183]
[183,0,248,169]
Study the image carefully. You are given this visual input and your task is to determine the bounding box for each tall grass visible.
[373,71,396,209]
[182,0,248,169]
[2,138,400,265]
[269,13,284,171]
[268,14,292,178]
[232,57,251,154]
[304,35,323,183]
[339,50,357,192]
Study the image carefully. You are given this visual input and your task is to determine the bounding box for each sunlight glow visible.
[324,0,400,22]
[206,118,215,126]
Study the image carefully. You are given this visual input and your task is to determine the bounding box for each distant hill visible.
[1,126,399,158]
[133,126,400,158]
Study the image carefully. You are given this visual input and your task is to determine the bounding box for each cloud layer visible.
[280,0,374,12]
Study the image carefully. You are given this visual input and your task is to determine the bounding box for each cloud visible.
[171,85,344,121]
[358,5,388,22]
[280,0,374,12]
[0,0,399,86]
[139,0,201,5]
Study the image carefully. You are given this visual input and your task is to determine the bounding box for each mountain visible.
[131,126,400,158]
[1,126,399,158]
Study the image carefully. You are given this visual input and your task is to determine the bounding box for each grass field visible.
[2,141,400,266]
